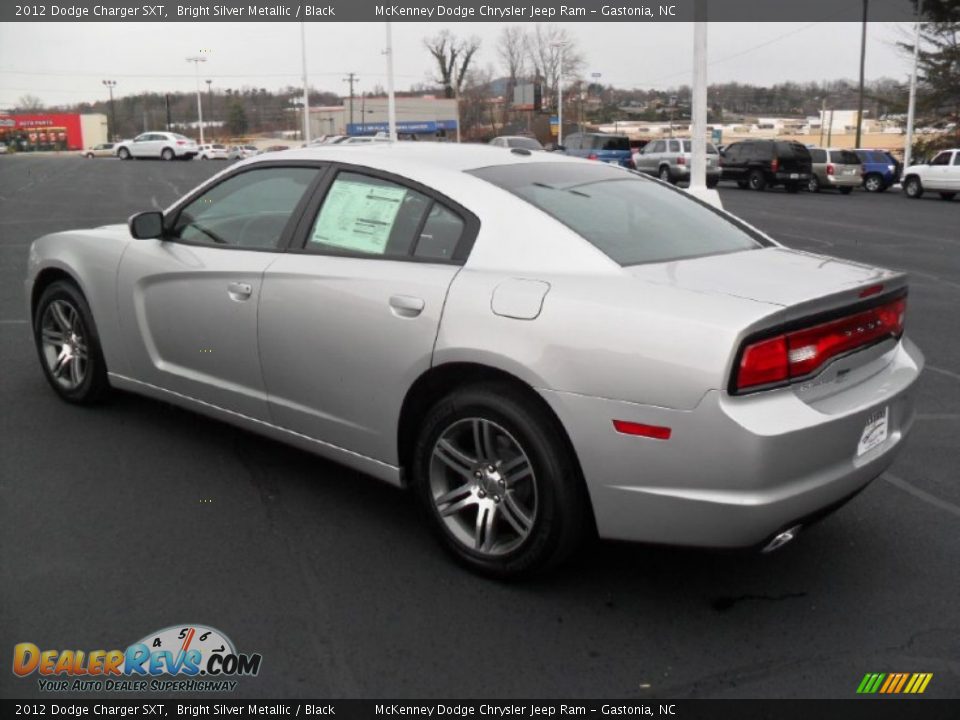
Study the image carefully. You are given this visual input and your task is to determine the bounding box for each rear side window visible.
[598,135,630,151]
[469,162,765,266]
[832,150,861,164]
[681,141,718,153]
[774,142,801,159]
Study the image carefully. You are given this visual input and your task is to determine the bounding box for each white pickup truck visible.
[901,148,960,200]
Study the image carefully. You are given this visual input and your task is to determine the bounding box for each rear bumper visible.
[824,174,862,188]
[538,337,923,547]
[775,171,810,182]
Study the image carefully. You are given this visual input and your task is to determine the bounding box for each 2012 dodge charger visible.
[25,144,924,577]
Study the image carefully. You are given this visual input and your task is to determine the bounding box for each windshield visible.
[469,163,766,266]
[596,136,630,151]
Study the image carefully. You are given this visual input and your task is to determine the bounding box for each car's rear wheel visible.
[161,148,175,161]
[864,173,884,192]
[706,176,719,189]
[940,192,956,201]
[411,384,589,578]
[117,147,131,160]
[748,169,767,191]
[659,166,673,184]
[903,176,923,198]
[839,186,854,195]
[807,176,820,193]
[85,153,94,159]
[33,281,110,404]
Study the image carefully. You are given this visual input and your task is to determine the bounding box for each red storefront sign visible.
[0,113,85,150]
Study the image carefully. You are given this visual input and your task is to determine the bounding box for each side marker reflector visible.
[612,420,672,440]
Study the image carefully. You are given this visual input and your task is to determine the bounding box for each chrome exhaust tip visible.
[761,525,802,554]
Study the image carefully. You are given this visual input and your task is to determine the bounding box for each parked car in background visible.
[263,145,291,153]
[901,148,960,200]
[720,140,812,192]
[83,143,117,159]
[25,144,923,577]
[115,132,198,161]
[559,132,635,168]
[197,143,229,160]
[339,136,391,145]
[489,136,544,151]
[807,148,862,194]
[854,148,901,193]
[227,145,261,160]
[633,138,721,187]
[0,142,8,155]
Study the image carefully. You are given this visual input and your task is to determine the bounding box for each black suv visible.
[720,140,812,192]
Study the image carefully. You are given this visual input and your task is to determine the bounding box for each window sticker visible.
[311,179,407,254]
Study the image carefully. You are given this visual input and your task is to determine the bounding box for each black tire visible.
[85,153,94,159]
[736,180,749,189]
[839,186,854,195]
[200,154,208,161]
[117,147,131,160]
[785,181,800,193]
[161,148,175,161]
[658,166,674,184]
[748,169,767,191]
[411,383,590,578]
[863,173,884,193]
[903,176,923,198]
[706,176,719,189]
[807,175,821,193]
[32,280,110,405]
[939,192,956,201]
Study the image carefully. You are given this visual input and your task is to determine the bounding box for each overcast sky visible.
[0,21,916,109]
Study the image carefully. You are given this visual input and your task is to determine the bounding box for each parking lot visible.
[0,155,958,699]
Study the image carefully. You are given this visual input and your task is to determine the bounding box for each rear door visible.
[258,166,478,464]
[116,163,324,419]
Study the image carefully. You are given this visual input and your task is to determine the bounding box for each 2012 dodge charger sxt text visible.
[25,144,923,577]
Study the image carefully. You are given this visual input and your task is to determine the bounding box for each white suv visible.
[197,143,229,160]
[115,132,198,161]
[902,148,960,200]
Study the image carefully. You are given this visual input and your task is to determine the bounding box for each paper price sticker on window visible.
[311,179,407,255]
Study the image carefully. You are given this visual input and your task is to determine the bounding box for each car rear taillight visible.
[587,153,598,160]
[826,163,835,176]
[677,156,686,165]
[770,157,779,173]
[734,294,907,393]
[625,158,636,169]
[176,140,186,146]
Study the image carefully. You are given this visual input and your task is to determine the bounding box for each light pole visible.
[102,80,117,141]
[854,0,869,148]
[186,56,207,144]
[904,0,924,169]
[205,79,213,133]
[385,22,397,143]
[452,56,461,143]
[551,41,567,146]
[300,22,311,144]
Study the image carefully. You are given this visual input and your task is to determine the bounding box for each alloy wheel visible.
[40,299,88,391]
[429,417,538,557]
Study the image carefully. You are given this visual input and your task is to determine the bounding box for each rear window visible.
[809,149,827,163]
[681,141,718,153]
[774,142,808,159]
[830,150,861,164]
[469,162,765,266]
[594,135,630,151]
[212,144,226,149]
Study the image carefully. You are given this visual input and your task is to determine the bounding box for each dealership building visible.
[0,113,108,152]
[309,96,458,139]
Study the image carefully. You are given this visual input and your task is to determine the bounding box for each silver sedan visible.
[25,144,924,577]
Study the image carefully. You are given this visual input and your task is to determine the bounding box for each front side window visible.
[953,153,960,166]
[650,141,665,153]
[172,167,320,249]
[469,162,765,266]
[930,152,951,166]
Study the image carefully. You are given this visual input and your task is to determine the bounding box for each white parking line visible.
[883,473,960,519]
[917,413,960,421]
[0,319,28,325]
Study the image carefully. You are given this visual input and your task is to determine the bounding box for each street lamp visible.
[186,56,207,144]
[551,41,568,146]
[102,79,117,141]
[205,79,213,133]
[300,22,311,144]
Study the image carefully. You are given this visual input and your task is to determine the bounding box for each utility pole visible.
[102,79,117,141]
[819,97,826,146]
[384,23,397,142]
[343,72,357,134]
[164,93,172,131]
[904,0,923,169]
[854,0,868,148]
[205,79,213,134]
[300,22,311,144]
[452,57,461,143]
[551,41,567,146]
[690,3,708,193]
[186,56,207,143]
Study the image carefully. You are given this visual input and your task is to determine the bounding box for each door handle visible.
[389,294,425,318]
[227,281,253,301]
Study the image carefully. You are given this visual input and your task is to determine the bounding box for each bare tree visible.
[16,94,45,112]
[424,30,482,99]
[526,25,585,109]
[497,27,528,107]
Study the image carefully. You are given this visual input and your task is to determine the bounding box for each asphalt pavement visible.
[1,155,958,699]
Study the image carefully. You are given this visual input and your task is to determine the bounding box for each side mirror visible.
[128,211,164,240]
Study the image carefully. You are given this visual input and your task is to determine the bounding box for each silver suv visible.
[633,138,721,187]
[808,148,862,194]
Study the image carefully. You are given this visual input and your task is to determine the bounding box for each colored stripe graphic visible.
[858,672,932,694]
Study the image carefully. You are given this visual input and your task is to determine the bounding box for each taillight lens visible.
[587,153,598,160]
[735,295,907,393]
[677,156,686,165]
[770,157,779,172]
[826,163,835,175]
[176,140,186,146]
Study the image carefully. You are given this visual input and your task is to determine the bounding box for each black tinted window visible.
[596,135,630,151]
[931,152,951,166]
[810,149,827,163]
[469,163,764,266]
[508,137,543,150]
[414,204,464,261]
[831,150,861,164]
[953,153,960,166]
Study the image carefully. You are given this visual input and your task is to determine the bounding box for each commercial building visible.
[309,96,458,140]
[0,113,108,152]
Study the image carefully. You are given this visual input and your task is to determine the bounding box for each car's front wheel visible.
[33,280,110,404]
[161,148,175,161]
[659,166,673,184]
[412,384,590,578]
[903,176,923,198]
[117,147,131,160]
